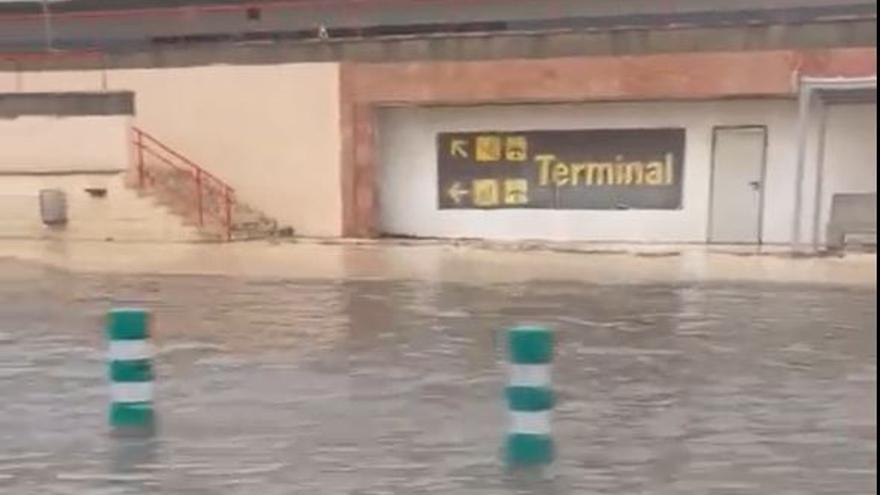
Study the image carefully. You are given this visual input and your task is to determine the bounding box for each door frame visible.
[707,125,769,244]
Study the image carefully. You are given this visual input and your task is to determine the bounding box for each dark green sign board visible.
[437,128,685,210]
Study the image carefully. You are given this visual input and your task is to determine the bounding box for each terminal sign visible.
[437,128,685,210]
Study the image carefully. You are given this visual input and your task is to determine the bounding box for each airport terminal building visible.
[0,0,876,249]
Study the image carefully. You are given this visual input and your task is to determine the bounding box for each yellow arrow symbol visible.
[450,139,469,158]
[447,182,469,204]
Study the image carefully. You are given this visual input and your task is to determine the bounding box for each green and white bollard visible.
[106,308,155,436]
[504,325,555,467]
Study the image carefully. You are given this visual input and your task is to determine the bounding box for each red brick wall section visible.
[339,48,876,237]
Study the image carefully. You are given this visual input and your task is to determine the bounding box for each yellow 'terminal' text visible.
[536,153,675,187]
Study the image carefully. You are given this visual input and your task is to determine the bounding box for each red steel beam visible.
[0,0,525,22]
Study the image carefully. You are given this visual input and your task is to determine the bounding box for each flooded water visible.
[0,259,876,494]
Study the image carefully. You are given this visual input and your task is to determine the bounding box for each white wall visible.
[0,115,129,173]
[378,100,820,243]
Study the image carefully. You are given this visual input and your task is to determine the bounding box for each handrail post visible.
[225,186,233,241]
[195,169,203,227]
[136,130,145,187]
[131,126,237,240]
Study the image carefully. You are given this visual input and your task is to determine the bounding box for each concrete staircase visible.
[229,202,281,241]
[129,127,280,242]
[130,165,279,241]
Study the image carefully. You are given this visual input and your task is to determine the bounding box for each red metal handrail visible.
[135,127,230,186]
[132,126,235,240]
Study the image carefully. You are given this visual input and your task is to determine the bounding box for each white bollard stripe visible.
[110,382,154,403]
[508,364,551,387]
[108,340,152,361]
[509,411,552,435]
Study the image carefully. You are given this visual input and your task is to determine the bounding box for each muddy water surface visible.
[0,260,875,494]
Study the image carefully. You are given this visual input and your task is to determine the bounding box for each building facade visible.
[1,0,876,246]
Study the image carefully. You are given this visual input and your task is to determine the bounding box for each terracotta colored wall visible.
[11,63,342,237]
[110,64,342,237]
[340,47,876,237]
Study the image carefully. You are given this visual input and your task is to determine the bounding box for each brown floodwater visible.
[0,258,875,494]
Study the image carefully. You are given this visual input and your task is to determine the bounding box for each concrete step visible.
[129,165,282,242]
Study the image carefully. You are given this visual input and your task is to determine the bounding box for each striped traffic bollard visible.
[106,308,156,436]
[504,325,555,467]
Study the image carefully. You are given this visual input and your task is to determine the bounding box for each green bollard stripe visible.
[110,359,154,382]
[107,309,149,341]
[504,433,554,466]
[110,401,155,428]
[507,326,553,364]
[505,386,555,411]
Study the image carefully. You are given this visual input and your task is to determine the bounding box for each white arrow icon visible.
[450,139,469,159]
[447,182,469,205]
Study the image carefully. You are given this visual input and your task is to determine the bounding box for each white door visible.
[709,127,766,244]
